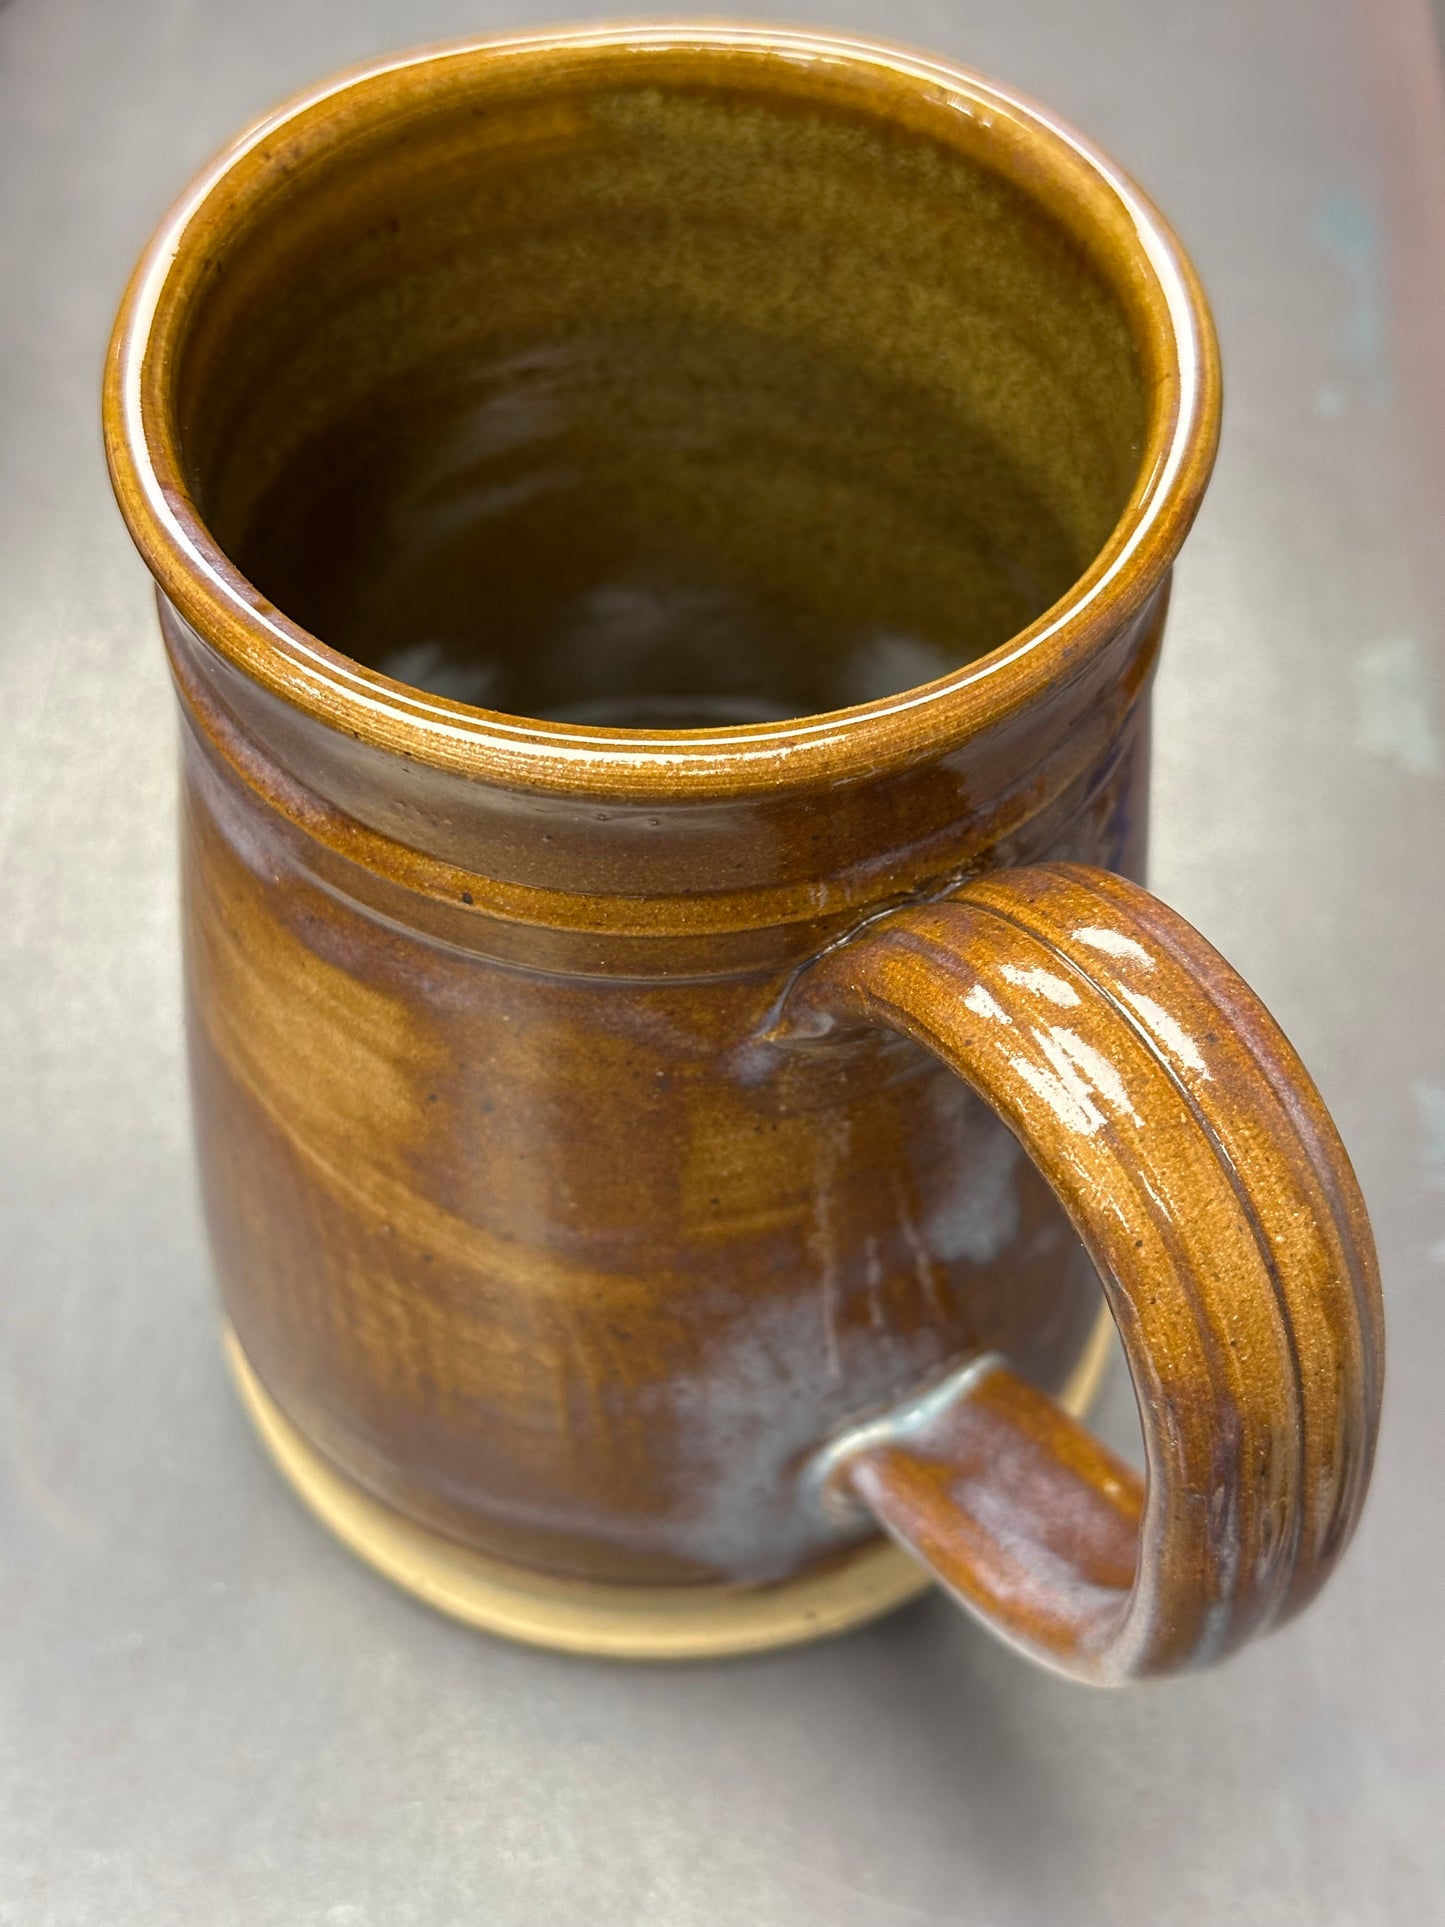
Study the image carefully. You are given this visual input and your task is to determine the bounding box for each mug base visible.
[222,1311,1114,1659]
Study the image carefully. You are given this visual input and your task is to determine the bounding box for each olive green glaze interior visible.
[175,76,1148,727]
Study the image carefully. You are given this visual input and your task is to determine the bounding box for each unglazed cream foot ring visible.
[223,1309,1115,1660]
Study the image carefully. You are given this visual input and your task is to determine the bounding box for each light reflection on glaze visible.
[997,962,1082,1005]
[1119,988,1212,1077]
[963,982,1013,1024]
[791,865,1382,1682]
[1070,923,1155,966]
[1011,1046,1107,1137]
[1042,1024,1145,1126]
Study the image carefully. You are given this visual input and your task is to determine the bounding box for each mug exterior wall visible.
[103,27,1217,1607]
[171,584,1161,1587]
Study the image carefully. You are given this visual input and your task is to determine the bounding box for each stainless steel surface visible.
[2,1,1441,1919]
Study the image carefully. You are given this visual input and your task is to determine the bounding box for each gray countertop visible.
[3,1,1444,1921]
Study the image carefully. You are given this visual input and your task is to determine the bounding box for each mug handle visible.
[786,864,1383,1684]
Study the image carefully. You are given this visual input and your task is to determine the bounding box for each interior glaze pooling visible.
[177,76,1148,728]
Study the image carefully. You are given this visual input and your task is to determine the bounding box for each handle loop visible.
[791,865,1382,1684]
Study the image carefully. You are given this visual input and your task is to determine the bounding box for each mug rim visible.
[102,19,1221,803]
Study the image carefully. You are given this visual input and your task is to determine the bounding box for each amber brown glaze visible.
[221,1316,1110,1656]
[102,25,1379,1676]
[795,865,1383,1681]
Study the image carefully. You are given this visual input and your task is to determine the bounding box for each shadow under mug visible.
[103,23,1382,1684]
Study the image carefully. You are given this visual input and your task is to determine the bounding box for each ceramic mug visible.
[104,23,1382,1684]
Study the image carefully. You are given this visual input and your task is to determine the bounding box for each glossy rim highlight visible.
[103,22,1220,802]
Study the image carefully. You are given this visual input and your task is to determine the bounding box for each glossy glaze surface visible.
[101,23,1380,1675]
[14,0,1438,1911]
[798,865,1383,1681]
[174,598,1141,1589]
[104,24,1209,803]
[220,1314,1112,1655]
[207,76,1144,727]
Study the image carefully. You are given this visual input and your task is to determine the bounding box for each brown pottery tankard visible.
[103,23,1383,1684]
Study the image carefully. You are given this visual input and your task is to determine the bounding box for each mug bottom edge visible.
[221,1310,1114,1661]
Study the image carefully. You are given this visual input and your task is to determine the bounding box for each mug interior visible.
[172,53,1149,729]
